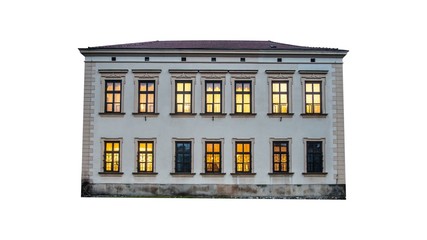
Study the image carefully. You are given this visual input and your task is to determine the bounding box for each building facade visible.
[79,40,348,199]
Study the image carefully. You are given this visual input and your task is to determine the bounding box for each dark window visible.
[306,141,323,173]
[104,141,120,172]
[105,80,121,113]
[175,81,192,113]
[111,57,116,61]
[145,57,150,61]
[211,57,216,62]
[175,142,192,173]
[273,141,289,172]
[310,58,316,62]
[235,142,251,173]
[181,57,186,62]
[277,58,282,62]
[205,81,222,113]
[137,141,154,172]
[205,142,221,173]
[138,80,155,113]
[240,57,245,62]
[272,81,289,113]
[235,81,251,113]
[305,82,322,114]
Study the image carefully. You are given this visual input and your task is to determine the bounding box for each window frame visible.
[299,70,328,117]
[230,71,257,116]
[171,138,195,175]
[133,138,157,175]
[175,80,193,114]
[169,71,197,115]
[99,70,127,115]
[231,138,255,175]
[99,138,123,175]
[200,71,227,115]
[303,138,327,175]
[132,70,161,116]
[201,138,225,175]
[269,138,293,175]
[266,70,294,116]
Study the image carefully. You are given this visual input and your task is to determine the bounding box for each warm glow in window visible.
[273,141,289,172]
[236,142,251,173]
[305,82,322,114]
[205,142,221,172]
[138,141,154,172]
[139,81,155,113]
[206,82,222,113]
[104,141,120,172]
[235,82,251,113]
[272,82,288,113]
[176,81,192,113]
[105,80,121,113]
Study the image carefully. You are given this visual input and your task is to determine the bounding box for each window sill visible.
[169,113,197,117]
[99,112,126,117]
[132,112,159,117]
[229,113,257,118]
[300,113,328,118]
[200,172,226,176]
[302,172,328,176]
[98,172,124,176]
[132,172,158,176]
[170,172,196,176]
[199,113,227,117]
[268,172,295,176]
[230,173,256,176]
[267,113,294,118]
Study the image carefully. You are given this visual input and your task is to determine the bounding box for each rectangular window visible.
[104,141,120,172]
[175,141,192,173]
[272,81,289,113]
[235,142,251,173]
[205,81,222,113]
[273,141,289,172]
[235,81,251,113]
[305,82,322,114]
[175,81,192,113]
[105,80,122,113]
[137,141,154,172]
[138,80,155,113]
[306,141,323,173]
[205,142,221,173]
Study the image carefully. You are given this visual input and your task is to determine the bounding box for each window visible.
[305,82,322,114]
[235,81,252,113]
[175,141,192,173]
[103,141,120,172]
[272,81,289,113]
[175,81,192,113]
[277,58,282,62]
[181,57,186,62]
[105,80,122,113]
[145,57,150,61]
[205,142,221,173]
[235,142,252,173]
[306,141,323,173]
[240,57,245,62]
[138,80,155,113]
[205,81,222,113]
[272,141,289,172]
[137,141,154,172]
[211,57,216,62]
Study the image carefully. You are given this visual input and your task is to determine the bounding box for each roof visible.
[86,40,346,52]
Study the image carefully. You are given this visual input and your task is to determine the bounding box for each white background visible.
[1,0,426,239]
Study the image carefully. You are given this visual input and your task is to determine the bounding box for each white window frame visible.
[200,71,227,115]
[99,137,123,175]
[266,70,295,116]
[171,138,195,175]
[133,138,157,175]
[169,71,197,115]
[229,71,257,115]
[269,138,293,174]
[231,138,255,174]
[303,138,327,175]
[132,70,161,115]
[98,70,128,114]
[299,70,328,116]
[201,138,225,174]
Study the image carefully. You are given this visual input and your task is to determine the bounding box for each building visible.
[79,40,348,199]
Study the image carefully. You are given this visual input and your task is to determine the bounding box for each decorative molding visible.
[98,69,128,78]
[298,70,328,74]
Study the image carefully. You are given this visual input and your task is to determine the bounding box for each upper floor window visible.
[272,81,289,114]
[299,70,328,116]
[138,81,155,113]
[306,141,323,173]
[205,81,222,113]
[105,80,122,113]
[235,81,252,113]
[103,141,120,172]
[175,81,192,113]
[132,70,161,115]
[305,82,322,114]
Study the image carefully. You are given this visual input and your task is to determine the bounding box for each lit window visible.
[305,82,322,114]
[105,80,121,113]
[205,81,222,113]
[306,141,323,173]
[235,142,252,173]
[137,141,154,172]
[273,141,289,172]
[235,81,252,113]
[175,81,192,113]
[205,142,221,173]
[272,81,289,113]
[138,80,155,113]
[175,141,192,173]
[103,141,120,172]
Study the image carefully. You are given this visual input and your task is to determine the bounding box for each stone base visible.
[82,183,346,199]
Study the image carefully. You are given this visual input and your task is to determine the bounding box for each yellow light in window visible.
[206,83,213,92]
[243,84,250,92]
[139,154,145,163]
[214,104,221,113]
[177,83,184,91]
[274,154,279,162]
[207,144,213,152]
[244,144,250,152]
[147,143,153,152]
[206,154,212,162]
[280,83,287,92]
[206,94,213,103]
[281,154,287,163]
[184,104,191,113]
[244,163,250,172]
[185,83,191,91]
[280,95,287,103]
[147,163,152,172]
[114,83,121,91]
[147,154,153,163]
[237,144,243,152]
[236,154,243,163]
[184,94,191,104]
[236,83,242,92]
[314,104,321,113]
[306,95,312,104]
[214,83,221,92]
[206,105,213,112]
[272,83,279,92]
[237,165,242,172]
[140,83,147,91]
[106,83,114,91]
[272,94,279,104]
[281,104,287,113]
[113,143,120,151]
[177,94,183,103]
[313,83,320,92]
[140,94,146,103]
[244,155,250,163]
[236,94,243,104]
[105,153,112,162]
[106,163,112,171]
[177,105,183,112]
[214,94,220,103]
[243,94,250,103]
[314,94,321,104]
[106,94,113,103]
[106,143,113,151]
[306,83,312,92]
[147,83,154,91]
[214,143,220,152]
[147,94,154,103]
[243,104,250,113]
[236,105,242,113]
[139,143,146,152]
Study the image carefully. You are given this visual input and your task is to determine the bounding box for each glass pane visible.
[114,83,121,91]
[280,94,287,103]
[306,83,312,93]
[140,163,145,172]
[214,154,220,163]
[206,94,213,103]
[206,83,213,92]
[243,83,250,92]
[313,83,320,92]
[147,104,154,112]
[206,154,213,162]
[140,154,146,163]
[185,83,191,91]
[213,143,220,152]
[147,83,154,91]
[306,95,313,104]
[273,145,280,152]
[206,105,213,112]
[280,104,287,113]
[184,104,191,113]
[214,94,221,103]
[306,104,312,113]
[236,94,242,104]
[177,83,184,92]
[113,153,119,163]
[184,94,191,104]
[244,155,250,163]
[177,94,183,103]
[272,83,279,92]
[140,104,146,112]
[114,103,121,112]
[281,154,287,163]
[139,143,146,152]
[237,164,242,172]
[314,104,321,113]
[177,104,183,112]
[206,143,213,152]
[214,163,220,172]
[243,104,250,113]
[147,163,153,172]
[244,163,250,172]
[206,164,212,172]
[140,94,146,103]
[272,94,279,104]
[236,105,242,113]
[281,144,287,152]
[106,142,113,151]
[214,104,221,113]
[214,83,221,92]
[106,94,113,103]
[273,104,279,113]
[314,94,321,104]
[140,83,147,91]
[147,94,154,103]
[236,154,243,163]
[106,82,114,91]
[280,83,287,92]
[113,143,120,151]
[106,104,113,112]
[106,163,112,171]
[244,143,250,152]
[274,154,279,163]
[243,94,250,103]
[281,163,287,172]
[114,94,121,103]
[113,164,119,172]
[237,144,243,153]
[236,83,242,92]
[274,163,279,171]
[105,153,112,162]
[147,143,153,152]
[147,154,153,163]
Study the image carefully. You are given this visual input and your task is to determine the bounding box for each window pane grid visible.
[235,142,251,173]
[138,141,154,172]
[272,141,289,172]
[104,141,120,172]
[307,141,323,173]
[105,80,121,113]
[272,81,289,113]
[305,82,322,114]
[138,81,155,113]
[235,82,251,113]
[175,142,192,173]
[205,81,222,113]
[176,81,192,113]
[205,142,221,173]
